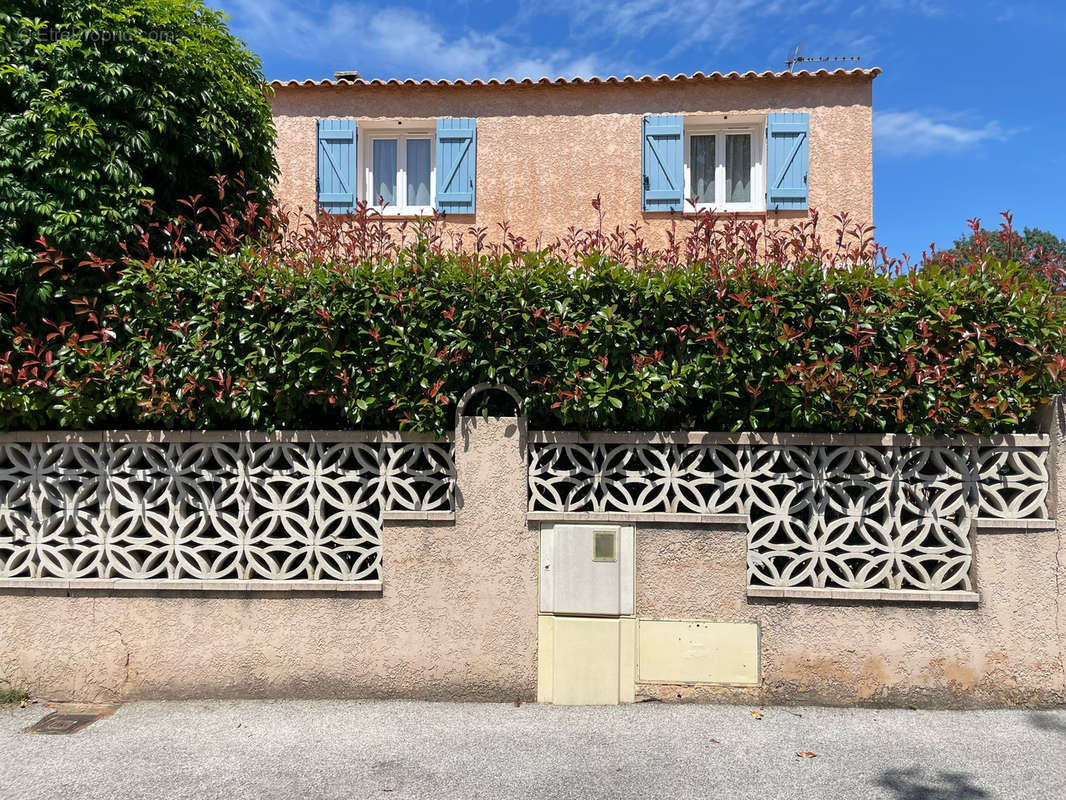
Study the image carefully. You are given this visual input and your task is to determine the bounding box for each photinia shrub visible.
[1,205,1064,435]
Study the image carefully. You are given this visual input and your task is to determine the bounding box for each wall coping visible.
[527,511,747,526]
[529,430,1050,447]
[0,578,382,593]
[0,430,452,444]
[0,429,1048,447]
[526,513,1051,530]
[747,586,980,604]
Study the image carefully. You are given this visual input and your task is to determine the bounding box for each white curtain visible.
[689,135,715,204]
[406,139,431,206]
[726,134,751,203]
[373,139,397,205]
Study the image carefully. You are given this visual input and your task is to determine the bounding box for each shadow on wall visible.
[876,768,989,800]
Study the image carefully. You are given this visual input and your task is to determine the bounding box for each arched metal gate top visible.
[455,382,524,418]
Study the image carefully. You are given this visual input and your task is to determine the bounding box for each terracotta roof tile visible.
[268,68,880,89]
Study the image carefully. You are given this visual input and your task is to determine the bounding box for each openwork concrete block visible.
[0,434,454,587]
[527,434,1050,598]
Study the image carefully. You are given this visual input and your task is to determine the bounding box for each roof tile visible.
[268,68,880,89]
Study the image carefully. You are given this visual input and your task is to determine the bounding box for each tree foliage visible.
[0,0,277,288]
[950,221,1066,262]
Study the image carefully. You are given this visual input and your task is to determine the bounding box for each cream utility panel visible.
[539,524,634,616]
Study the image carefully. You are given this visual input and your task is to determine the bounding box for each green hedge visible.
[2,245,1063,435]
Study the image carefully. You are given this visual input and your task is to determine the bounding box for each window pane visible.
[407,139,431,207]
[372,139,397,206]
[690,135,715,204]
[725,134,751,203]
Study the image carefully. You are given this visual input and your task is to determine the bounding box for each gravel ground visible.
[1,699,1064,800]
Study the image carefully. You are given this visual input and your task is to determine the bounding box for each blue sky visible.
[210,0,1064,259]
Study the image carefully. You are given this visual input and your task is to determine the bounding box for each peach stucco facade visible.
[2,401,1065,709]
[268,71,875,246]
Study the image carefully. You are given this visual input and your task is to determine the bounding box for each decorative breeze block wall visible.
[528,434,1051,599]
[0,434,454,589]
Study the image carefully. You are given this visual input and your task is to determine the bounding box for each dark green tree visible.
[951,225,1066,262]
[0,0,277,286]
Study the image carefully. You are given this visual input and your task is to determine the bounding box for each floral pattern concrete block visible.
[528,439,1049,594]
[0,438,454,583]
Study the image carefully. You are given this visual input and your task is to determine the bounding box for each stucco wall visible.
[633,399,1066,708]
[269,75,874,248]
[3,404,1064,707]
[633,524,1066,707]
[0,418,538,703]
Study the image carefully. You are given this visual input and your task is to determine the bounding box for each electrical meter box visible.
[539,524,634,616]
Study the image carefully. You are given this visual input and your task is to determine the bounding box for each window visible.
[684,122,764,212]
[362,129,435,215]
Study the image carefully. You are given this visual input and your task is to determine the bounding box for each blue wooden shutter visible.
[317,119,357,214]
[766,112,809,210]
[435,118,476,214]
[642,115,684,212]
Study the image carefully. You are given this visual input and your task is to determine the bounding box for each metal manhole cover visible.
[23,712,101,735]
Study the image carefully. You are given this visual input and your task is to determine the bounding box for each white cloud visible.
[225,0,605,80]
[539,0,771,56]
[875,110,1014,156]
[221,0,958,83]
[529,0,942,60]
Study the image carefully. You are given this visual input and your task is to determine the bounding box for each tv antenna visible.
[785,42,861,72]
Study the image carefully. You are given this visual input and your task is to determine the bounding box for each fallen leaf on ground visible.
[796,752,817,759]
[749,711,764,720]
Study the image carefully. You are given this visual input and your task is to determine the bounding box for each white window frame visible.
[359,126,435,215]
[683,119,765,213]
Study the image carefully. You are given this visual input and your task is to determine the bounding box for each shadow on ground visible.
[1027,711,1066,736]
[877,768,990,800]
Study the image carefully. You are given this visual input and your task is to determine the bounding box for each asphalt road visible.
[2,700,1064,799]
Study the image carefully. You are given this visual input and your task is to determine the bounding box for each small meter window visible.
[592,530,617,562]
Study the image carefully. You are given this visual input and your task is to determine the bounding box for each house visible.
[268,68,878,243]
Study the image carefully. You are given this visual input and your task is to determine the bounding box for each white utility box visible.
[539,524,634,616]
